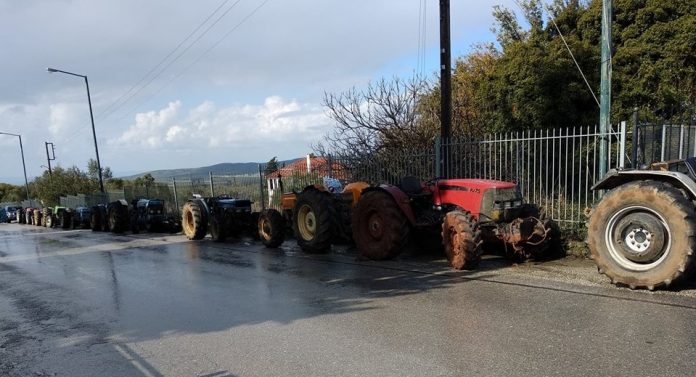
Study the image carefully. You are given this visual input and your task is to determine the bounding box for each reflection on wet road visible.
[1,224,695,377]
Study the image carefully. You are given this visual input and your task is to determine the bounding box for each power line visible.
[97,0,233,121]
[98,0,245,122]
[110,0,272,125]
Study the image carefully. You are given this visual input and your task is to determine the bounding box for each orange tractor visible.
[258,181,369,253]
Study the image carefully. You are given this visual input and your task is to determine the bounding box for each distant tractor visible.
[90,199,179,233]
[588,158,696,290]
[90,204,109,232]
[71,206,91,229]
[45,206,73,229]
[181,195,255,242]
[257,181,369,252]
[351,177,560,269]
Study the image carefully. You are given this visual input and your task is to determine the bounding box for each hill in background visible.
[120,160,299,181]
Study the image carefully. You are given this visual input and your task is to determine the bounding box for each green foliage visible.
[425,0,695,132]
[133,173,155,188]
[31,166,99,206]
[87,158,113,180]
[264,156,279,175]
[0,183,26,203]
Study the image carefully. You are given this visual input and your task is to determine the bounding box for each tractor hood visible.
[437,179,517,191]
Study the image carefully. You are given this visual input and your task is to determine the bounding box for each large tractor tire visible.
[108,202,129,233]
[182,201,207,240]
[293,189,334,253]
[352,190,410,260]
[46,214,54,228]
[442,210,482,270]
[258,209,285,248]
[91,207,103,231]
[588,180,696,290]
[60,211,72,230]
[210,217,226,242]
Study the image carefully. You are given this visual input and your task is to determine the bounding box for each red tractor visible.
[351,177,561,269]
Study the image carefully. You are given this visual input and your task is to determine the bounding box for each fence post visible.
[327,154,333,179]
[209,171,215,197]
[435,136,442,178]
[619,121,626,168]
[661,125,667,162]
[632,107,639,167]
[258,164,266,211]
[172,177,179,215]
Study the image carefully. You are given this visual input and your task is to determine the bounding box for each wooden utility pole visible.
[439,0,451,177]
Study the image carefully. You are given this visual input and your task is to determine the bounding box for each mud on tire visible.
[352,190,410,260]
[588,180,696,290]
[182,201,207,240]
[442,210,482,270]
[293,188,334,253]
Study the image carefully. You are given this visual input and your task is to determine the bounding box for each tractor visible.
[588,157,696,290]
[90,199,179,233]
[90,204,109,232]
[181,195,255,242]
[45,206,73,229]
[257,180,369,252]
[351,176,560,269]
[71,206,91,229]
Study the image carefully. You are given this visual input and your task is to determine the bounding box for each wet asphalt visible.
[1,223,696,377]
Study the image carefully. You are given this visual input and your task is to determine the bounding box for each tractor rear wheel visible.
[588,180,696,290]
[293,189,334,253]
[91,208,102,231]
[352,190,410,260]
[182,201,207,240]
[258,209,285,248]
[442,211,482,270]
[108,203,128,233]
[210,217,226,242]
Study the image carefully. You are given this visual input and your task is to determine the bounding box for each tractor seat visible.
[400,176,423,195]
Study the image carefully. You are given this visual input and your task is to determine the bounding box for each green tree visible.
[31,166,98,206]
[133,173,155,188]
[0,183,25,203]
[87,158,113,180]
[264,156,279,175]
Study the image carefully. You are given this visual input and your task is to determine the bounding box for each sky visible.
[0,0,516,183]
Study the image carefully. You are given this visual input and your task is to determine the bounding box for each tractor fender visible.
[363,185,417,225]
[193,198,210,220]
[592,169,696,199]
[109,199,129,209]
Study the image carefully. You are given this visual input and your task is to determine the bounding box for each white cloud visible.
[107,96,330,165]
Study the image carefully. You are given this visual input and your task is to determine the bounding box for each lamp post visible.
[0,131,30,199]
[47,67,104,193]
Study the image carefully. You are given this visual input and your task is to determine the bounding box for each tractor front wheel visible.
[258,209,285,248]
[442,211,482,270]
[182,201,207,240]
[588,180,696,290]
[210,217,226,242]
[352,190,409,260]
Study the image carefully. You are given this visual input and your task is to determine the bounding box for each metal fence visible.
[49,124,628,226]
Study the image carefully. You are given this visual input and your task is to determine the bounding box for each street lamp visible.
[47,67,104,193]
[0,131,30,199]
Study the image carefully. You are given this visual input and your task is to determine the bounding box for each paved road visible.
[1,223,695,377]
